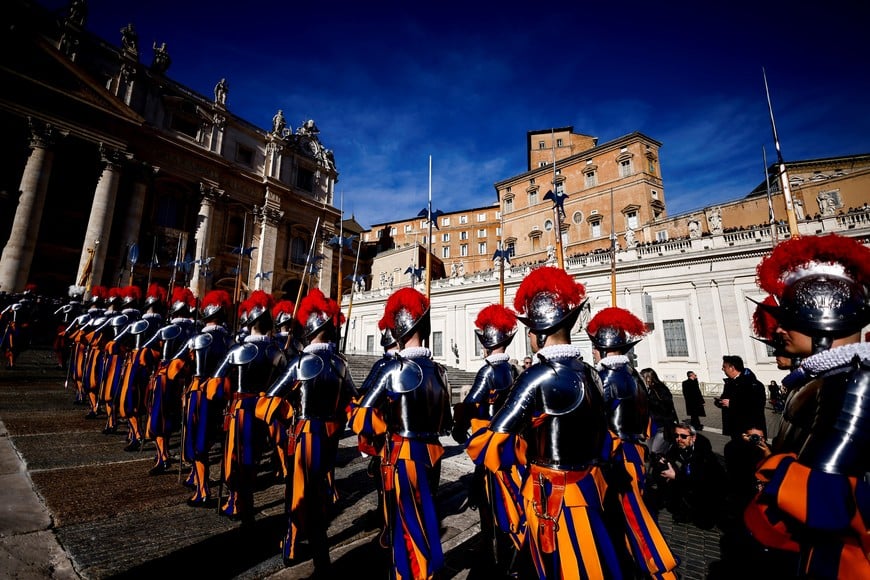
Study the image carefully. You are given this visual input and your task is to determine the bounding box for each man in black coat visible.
[681,371,705,430]
[656,421,726,529]
[716,355,767,440]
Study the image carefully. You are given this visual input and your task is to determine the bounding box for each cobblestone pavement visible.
[0,348,781,579]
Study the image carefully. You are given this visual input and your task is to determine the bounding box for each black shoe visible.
[123,440,141,452]
[148,461,168,476]
[84,411,98,420]
[186,497,214,508]
[102,425,118,435]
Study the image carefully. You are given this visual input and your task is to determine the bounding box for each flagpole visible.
[497,240,505,306]
[341,237,363,353]
[763,68,800,239]
[335,192,344,303]
[426,155,433,299]
[610,188,617,307]
[168,234,183,300]
[552,129,565,270]
[762,145,778,247]
[234,215,247,306]
[146,235,156,288]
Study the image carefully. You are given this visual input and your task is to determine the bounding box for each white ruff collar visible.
[802,342,870,375]
[538,344,583,361]
[400,346,431,359]
[304,342,334,354]
[244,334,272,344]
[486,353,510,363]
[596,354,629,371]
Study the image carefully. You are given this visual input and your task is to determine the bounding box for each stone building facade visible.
[0,0,341,302]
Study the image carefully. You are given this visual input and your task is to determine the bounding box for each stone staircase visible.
[345,353,478,404]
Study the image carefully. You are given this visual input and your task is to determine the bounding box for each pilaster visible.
[251,188,284,294]
[191,183,225,297]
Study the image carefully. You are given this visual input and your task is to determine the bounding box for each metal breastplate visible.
[600,365,649,439]
[493,358,606,470]
[227,341,285,394]
[191,330,230,378]
[385,357,450,439]
[794,360,870,476]
[295,353,351,420]
[466,361,515,418]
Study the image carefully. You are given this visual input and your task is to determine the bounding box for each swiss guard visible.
[99,285,142,436]
[118,283,165,452]
[587,306,678,579]
[745,233,870,577]
[143,286,197,475]
[466,266,621,579]
[209,290,286,522]
[64,285,107,407]
[174,289,233,506]
[453,303,525,571]
[264,288,357,573]
[351,287,453,580]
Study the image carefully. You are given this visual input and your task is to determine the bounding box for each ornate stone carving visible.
[214,78,228,106]
[27,118,65,149]
[120,23,138,58]
[99,144,132,169]
[151,42,171,73]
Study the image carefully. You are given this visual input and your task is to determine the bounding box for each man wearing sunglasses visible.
[655,420,726,529]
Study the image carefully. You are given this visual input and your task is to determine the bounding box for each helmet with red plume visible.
[144,284,167,311]
[89,285,109,306]
[169,287,196,317]
[201,290,231,322]
[378,313,397,349]
[586,307,647,352]
[514,266,586,341]
[272,300,296,328]
[755,233,870,352]
[474,304,518,350]
[243,290,274,329]
[383,287,430,345]
[296,289,340,339]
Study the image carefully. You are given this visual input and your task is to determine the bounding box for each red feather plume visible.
[201,289,231,311]
[377,314,388,331]
[384,288,429,329]
[296,289,337,325]
[145,283,166,303]
[247,290,274,313]
[751,296,780,339]
[757,233,870,297]
[513,266,585,314]
[123,285,142,302]
[90,285,108,300]
[171,286,196,308]
[587,307,647,337]
[475,304,517,334]
[272,299,296,318]
[108,287,123,300]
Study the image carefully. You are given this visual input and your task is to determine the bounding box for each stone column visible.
[190,184,224,297]
[0,120,64,293]
[251,189,284,294]
[118,163,155,286]
[75,146,129,291]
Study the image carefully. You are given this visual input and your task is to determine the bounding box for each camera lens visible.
[749,434,762,444]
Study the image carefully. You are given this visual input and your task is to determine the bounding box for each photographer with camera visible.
[723,425,770,512]
[654,420,725,529]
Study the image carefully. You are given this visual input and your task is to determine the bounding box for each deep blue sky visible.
[44,1,870,229]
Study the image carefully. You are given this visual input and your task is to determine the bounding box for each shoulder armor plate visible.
[534,362,585,416]
[160,324,183,341]
[193,333,213,350]
[290,353,324,380]
[128,319,150,335]
[387,357,424,393]
[229,343,259,365]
